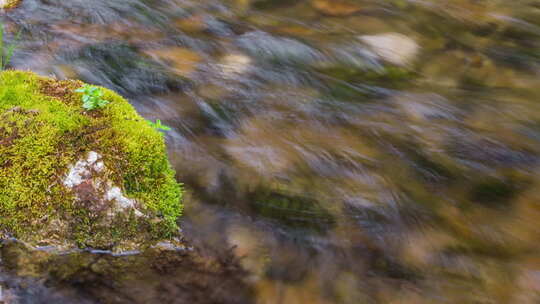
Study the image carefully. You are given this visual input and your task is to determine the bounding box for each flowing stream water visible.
[2,0,540,303]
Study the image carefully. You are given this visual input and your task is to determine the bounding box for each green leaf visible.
[74,85,111,111]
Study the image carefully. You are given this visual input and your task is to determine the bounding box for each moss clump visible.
[0,70,182,249]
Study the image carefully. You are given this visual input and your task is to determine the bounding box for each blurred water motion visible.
[2,0,540,303]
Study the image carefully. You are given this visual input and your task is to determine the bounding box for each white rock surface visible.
[219,53,252,76]
[64,151,103,188]
[358,33,419,66]
[63,152,143,216]
[106,186,143,216]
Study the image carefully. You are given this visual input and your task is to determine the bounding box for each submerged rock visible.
[219,53,252,77]
[143,47,202,78]
[359,33,419,66]
[237,31,323,65]
[311,0,362,17]
[0,71,183,250]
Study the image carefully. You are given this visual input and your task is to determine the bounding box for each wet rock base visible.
[0,239,253,304]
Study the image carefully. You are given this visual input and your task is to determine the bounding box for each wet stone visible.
[311,0,362,17]
[359,33,420,66]
[236,31,323,64]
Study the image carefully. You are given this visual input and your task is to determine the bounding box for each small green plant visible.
[147,119,172,132]
[0,22,21,70]
[75,84,110,110]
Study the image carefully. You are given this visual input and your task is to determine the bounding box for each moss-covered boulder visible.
[0,70,183,249]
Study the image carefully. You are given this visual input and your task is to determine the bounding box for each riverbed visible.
[2,0,540,303]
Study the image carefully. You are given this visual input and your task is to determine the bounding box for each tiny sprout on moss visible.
[75,84,110,110]
[147,119,172,132]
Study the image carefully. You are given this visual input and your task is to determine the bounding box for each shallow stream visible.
[2,0,540,303]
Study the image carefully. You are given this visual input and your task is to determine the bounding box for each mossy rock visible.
[0,70,183,249]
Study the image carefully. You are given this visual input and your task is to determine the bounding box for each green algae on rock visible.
[0,70,183,249]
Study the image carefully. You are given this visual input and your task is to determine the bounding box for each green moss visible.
[0,70,182,248]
